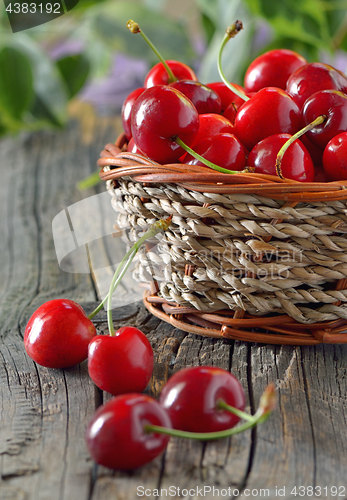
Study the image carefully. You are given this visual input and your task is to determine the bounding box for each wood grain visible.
[1,120,347,500]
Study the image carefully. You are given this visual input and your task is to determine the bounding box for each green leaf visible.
[243,0,334,52]
[0,46,34,120]
[56,54,90,99]
[5,35,69,127]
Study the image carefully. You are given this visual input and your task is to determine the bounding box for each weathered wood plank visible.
[2,117,347,500]
[0,122,117,500]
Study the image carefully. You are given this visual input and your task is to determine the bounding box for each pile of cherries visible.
[122,20,347,182]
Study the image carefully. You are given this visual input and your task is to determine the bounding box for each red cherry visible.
[121,87,145,140]
[244,49,307,93]
[180,113,235,162]
[159,366,246,433]
[131,85,199,163]
[144,60,197,88]
[127,137,147,155]
[314,165,329,182]
[86,394,171,470]
[323,131,347,181]
[301,89,347,149]
[206,81,247,112]
[184,133,247,172]
[223,102,238,124]
[194,113,235,144]
[234,87,301,151]
[299,131,323,166]
[286,62,347,109]
[87,326,154,396]
[169,80,222,114]
[247,133,314,182]
[24,299,96,368]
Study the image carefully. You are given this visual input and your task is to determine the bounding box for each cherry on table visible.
[144,60,197,88]
[87,326,154,396]
[159,366,246,433]
[244,49,307,93]
[86,393,172,470]
[131,84,199,163]
[247,133,315,182]
[24,299,96,369]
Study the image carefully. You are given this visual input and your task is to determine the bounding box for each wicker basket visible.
[98,134,347,345]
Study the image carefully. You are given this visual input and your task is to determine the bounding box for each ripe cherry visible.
[206,81,247,112]
[87,326,154,396]
[159,366,246,433]
[144,60,197,88]
[86,394,172,470]
[169,80,222,114]
[286,62,347,109]
[24,299,96,368]
[244,49,307,93]
[301,89,347,149]
[234,87,301,151]
[127,137,146,155]
[121,87,145,140]
[131,85,199,163]
[180,113,235,162]
[323,131,347,181]
[247,133,314,182]
[192,113,235,144]
[184,133,247,172]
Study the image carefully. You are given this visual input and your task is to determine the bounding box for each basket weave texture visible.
[98,134,347,345]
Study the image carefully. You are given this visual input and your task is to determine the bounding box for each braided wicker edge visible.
[99,134,347,344]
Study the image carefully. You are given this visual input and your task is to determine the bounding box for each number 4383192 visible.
[6,2,62,13]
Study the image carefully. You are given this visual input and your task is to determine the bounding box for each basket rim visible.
[97,134,347,201]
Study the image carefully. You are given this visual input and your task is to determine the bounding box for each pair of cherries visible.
[85,365,276,471]
[24,217,173,395]
[24,299,153,395]
[122,19,347,182]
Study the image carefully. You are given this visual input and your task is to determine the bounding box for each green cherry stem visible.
[175,136,248,174]
[217,400,254,422]
[145,383,276,441]
[217,21,249,103]
[127,19,177,83]
[88,216,172,335]
[275,114,326,179]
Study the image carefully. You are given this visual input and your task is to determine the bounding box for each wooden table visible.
[1,115,347,500]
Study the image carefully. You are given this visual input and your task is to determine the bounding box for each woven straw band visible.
[98,136,347,329]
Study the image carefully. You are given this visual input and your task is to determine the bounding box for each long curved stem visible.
[127,20,177,83]
[275,114,326,179]
[175,136,248,174]
[145,383,276,441]
[88,216,172,334]
[217,21,249,103]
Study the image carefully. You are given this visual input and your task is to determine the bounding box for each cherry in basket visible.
[244,49,307,93]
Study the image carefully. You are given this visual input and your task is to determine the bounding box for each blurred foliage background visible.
[1,0,347,137]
